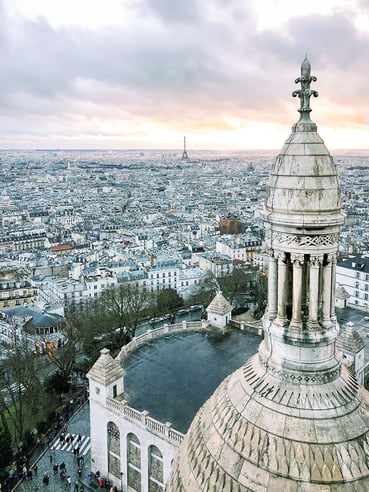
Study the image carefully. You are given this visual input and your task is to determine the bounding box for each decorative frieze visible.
[267,231,340,248]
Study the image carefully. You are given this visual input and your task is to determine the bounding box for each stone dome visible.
[263,131,344,229]
[166,353,369,491]
[262,61,344,232]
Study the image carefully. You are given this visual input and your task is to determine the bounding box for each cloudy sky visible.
[1,0,369,150]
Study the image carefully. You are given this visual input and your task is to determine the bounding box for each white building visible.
[176,267,203,299]
[197,252,233,277]
[38,277,88,306]
[336,254,369,310]
[146,257,180,293]
[215,235,261,263]
[88,346,180,492]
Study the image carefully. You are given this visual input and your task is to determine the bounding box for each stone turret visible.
[337,321,366,384]
[166,58,369,491]
[87,347,124,402]
[87,348,125,481]
[206,291,232,328]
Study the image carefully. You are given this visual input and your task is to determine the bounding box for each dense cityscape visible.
[1,145,369,489]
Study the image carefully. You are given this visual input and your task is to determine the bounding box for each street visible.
[13,402,91,492]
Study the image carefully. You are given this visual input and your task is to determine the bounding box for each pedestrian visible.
[60,461,66,471]
[74,481,79,492]
[77,434,82,443]
[77,467,82,478]
[27,470,33,481]
[43,472,49,485]
[67,475,72,489]
[33,464,38,475]
[49,453,53,464]
[53,463,58,476]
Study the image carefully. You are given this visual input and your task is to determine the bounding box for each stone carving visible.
[270,231,340,248]
[326,253,336,264]
[246,356,345,394]
[309,255,323,267]
[291,253,305,265]
[292,55,318,115]
[274,251,286,262]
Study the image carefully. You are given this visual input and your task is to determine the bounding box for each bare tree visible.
[45,305,86,382]
[0,337,44,447]
[96,283,154,338]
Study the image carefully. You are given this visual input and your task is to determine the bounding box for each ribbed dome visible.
[166,354,369,491]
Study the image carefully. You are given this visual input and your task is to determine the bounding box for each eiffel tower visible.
[182,136,189,160]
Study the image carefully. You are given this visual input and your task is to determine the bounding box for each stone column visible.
[308,255,321,327]
[276,252,287,324]
[267,250,278,319]
[330,255,337,320]
[291,254,304,327]
[322,255,333,325]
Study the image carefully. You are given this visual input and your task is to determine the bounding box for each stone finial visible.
[292,56,318,128]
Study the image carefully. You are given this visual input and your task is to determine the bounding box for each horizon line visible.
[0,147,369,153]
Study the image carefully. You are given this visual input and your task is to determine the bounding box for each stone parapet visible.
[116,320,209,363]
[106,397,184,446]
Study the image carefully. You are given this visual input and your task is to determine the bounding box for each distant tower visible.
[182,136,189,160]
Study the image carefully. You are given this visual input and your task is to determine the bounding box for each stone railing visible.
[228,318,263,336]
[116,320,209,363]
[106,397,184,446]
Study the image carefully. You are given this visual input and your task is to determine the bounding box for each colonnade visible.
[267,249,337,328]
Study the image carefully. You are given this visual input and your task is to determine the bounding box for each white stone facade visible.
[336,255,369,310]
[89,392,179,492]
[88,321,210,492]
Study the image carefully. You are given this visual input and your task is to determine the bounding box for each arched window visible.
[148,445,163,492]
[127,433,141,491]
[107,422,120,479]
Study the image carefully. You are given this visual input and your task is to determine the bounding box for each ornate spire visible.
[292,55,318,130]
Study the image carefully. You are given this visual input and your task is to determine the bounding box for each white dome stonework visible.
[166,58,369,491]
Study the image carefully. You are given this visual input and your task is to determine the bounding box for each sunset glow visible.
[1,0,369,150]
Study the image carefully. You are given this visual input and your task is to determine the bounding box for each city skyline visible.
[1,0,369,150]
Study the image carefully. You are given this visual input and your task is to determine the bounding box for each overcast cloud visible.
[0,0,368,149]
